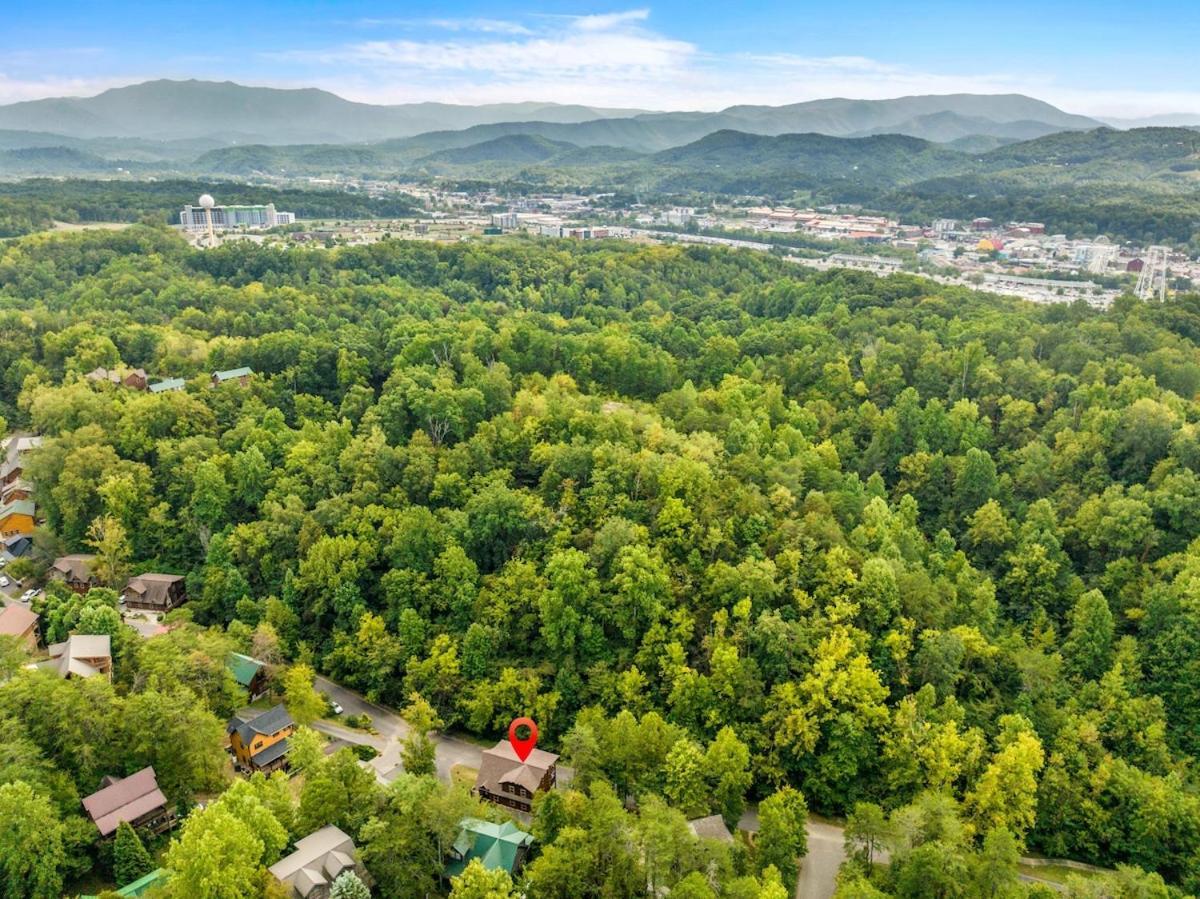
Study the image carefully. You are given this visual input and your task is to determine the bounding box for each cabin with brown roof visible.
[1,479,31,504]
[51,554,98,593]
[41,634,112,680]
[227,704,295,773]
[474,741,558,814]
[123,369,148,391]
[85,367,148,391]
[123,573,186,612]
[687,815,735,844]
[0,435,41,486]
[0,604,39,651]
[82,767,175,838]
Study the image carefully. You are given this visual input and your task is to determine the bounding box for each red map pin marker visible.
[508,717,538,762]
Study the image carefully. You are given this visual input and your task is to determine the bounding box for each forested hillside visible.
[0,179,419,238]
[0,227,1199,897]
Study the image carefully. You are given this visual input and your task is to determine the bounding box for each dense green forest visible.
[1,226,1199,897]
[0,179,420,238]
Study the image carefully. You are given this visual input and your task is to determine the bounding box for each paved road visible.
[737,807,846,899]
[314,676,486,784]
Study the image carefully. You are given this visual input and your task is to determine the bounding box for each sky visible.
[2,1,1199,117]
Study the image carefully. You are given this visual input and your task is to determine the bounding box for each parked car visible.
[0,576,11,588]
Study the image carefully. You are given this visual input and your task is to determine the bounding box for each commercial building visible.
[180,203,294,232]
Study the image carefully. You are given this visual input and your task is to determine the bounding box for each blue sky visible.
[2,1,1199,115]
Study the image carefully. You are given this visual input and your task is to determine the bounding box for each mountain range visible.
[0,79,1104,151]
[2,80,1199,246]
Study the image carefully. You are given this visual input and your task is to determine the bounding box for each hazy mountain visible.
[0,80,1103,151]
[416,135,579,167]
[1101,113,1200,129]
[847,112,1076,143]
[707,94,1099,135]
[0,80,649,144]
[879,128,1200,245]
[942,134,1020,154]
[641,130,970,198]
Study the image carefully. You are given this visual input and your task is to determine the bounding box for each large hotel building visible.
[180,203,295,231]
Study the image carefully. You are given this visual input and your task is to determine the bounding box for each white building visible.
[180,203,294,232]
[665,207,695,226]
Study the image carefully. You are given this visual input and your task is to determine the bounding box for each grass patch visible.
[451,764,479,790]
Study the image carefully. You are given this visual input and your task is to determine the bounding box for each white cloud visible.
[569,9,651,32]
[271,6,695,105]
[351,17,533,35]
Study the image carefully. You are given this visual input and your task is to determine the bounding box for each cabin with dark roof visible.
[227,703,294,773]
[51,554,98,593]
[123,573,186,612]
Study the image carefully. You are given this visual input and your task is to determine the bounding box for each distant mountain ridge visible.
[0,79,1105,150]
[0,80,649,144]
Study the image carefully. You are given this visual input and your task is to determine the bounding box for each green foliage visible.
[281,663,326,726]
[112,820,154,887]
[0,780,66,899]
[756,787,808,892]
[297,749,380,841]
[449,858,515,899]
[0,228,1199,891]
[329,870,372,899]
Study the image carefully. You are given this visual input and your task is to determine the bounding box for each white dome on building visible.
[198,194,215,209]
